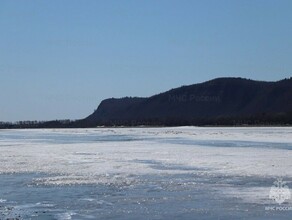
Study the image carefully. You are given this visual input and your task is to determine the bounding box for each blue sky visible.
[0,0,291,121]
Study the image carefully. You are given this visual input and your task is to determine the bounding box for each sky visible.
[0,0,292,121]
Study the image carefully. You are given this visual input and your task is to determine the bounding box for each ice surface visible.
[1,127,292,181]
[0,127,292,219]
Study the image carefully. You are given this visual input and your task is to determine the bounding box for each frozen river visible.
[0,127,292,219]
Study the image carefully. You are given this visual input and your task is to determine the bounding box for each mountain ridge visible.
[85,77,292,126]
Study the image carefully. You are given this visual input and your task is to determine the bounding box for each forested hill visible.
[85,77,292,126]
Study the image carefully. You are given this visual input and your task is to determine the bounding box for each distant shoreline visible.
[2,77,292,129]
[0,122,291,130]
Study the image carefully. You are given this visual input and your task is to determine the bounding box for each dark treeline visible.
[0,120,83,129]
[1,112,292,129]
[86,112,292,127]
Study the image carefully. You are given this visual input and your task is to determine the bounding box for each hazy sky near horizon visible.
[1,0,292,121]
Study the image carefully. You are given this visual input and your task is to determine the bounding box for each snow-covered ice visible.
[0,127,292,219]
